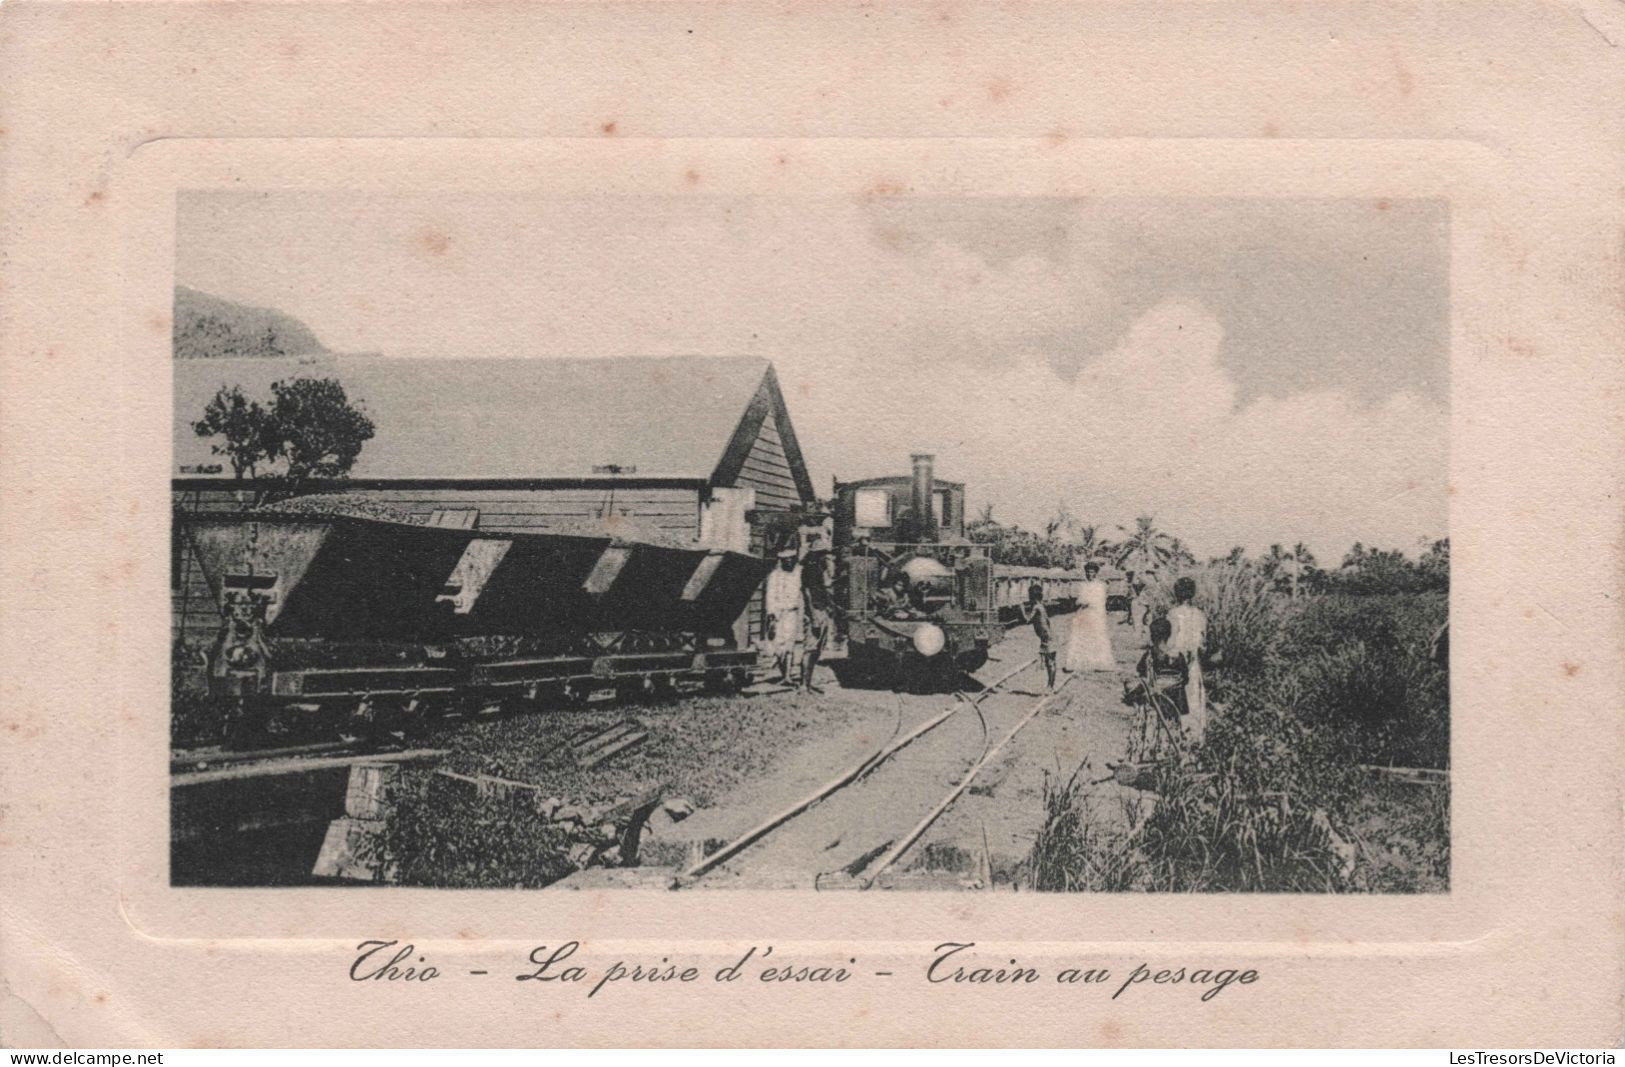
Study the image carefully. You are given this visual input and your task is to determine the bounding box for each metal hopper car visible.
[185,511,769,743]
[829,455,1082,690]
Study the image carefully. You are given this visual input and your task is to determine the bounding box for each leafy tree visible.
[1165,536,1197,568]
[191,376,376,501]
[1416,538,1450,590]
[967,516,1076,568]
[192,385,277,479]
[265,377,376,498]
[1324,541,1446,596]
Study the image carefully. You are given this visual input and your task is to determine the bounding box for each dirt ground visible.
[665,611,1148,889]
[908,620,1148,886]
[433,609,1150,891]
[422,684,900,816]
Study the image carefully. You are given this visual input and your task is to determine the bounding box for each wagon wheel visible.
[645,673,678,701]
[223,695,265,748]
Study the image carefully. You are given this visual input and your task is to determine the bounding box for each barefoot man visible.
[1019,582,1059,693]
[799,542,835,692]
[764,547,803,686]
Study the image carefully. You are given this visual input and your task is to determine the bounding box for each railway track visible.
[171,666,764,776]
[677,657,1076,890]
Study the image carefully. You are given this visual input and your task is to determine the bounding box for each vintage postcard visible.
[1,0,1621,1049]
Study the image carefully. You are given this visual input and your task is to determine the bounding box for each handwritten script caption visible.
[349,940,1261,1002]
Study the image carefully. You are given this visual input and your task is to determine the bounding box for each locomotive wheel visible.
[615,676,653,704]
[830,656,883,690]
[397,695,440,741]
[702,670,734,694]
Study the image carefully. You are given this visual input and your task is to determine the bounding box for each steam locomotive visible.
[827,454,1079,690]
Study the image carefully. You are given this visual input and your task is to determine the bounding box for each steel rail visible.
[676,655,1040,884]
[858,672,1077,888]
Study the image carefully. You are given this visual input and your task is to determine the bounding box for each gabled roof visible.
[173,355,802,485]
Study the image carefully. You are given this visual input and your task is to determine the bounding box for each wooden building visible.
[172,355,817,647]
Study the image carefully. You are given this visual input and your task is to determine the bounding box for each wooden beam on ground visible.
[578,730,648,768]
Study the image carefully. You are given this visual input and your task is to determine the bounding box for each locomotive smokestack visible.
[911,453,937,542]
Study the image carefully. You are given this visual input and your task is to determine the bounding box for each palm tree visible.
[1112,515,1178,573]
[1074,524,1103,561]
[1045,501,1075,542]
[1166,536,1197,567]
[1286,542,1319,597]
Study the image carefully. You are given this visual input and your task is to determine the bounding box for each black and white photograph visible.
[7,0,1625,1050]
[169,192,1451,893]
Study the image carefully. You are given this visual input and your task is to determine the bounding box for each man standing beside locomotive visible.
[763,547,804,687]
[799,540,836,693]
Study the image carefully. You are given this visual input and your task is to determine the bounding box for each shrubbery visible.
[1028,569,1449,893]
[366,771,576,889]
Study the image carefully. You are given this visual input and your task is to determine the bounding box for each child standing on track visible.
[1019,582,1058,692]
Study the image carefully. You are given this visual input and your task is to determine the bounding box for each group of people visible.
[763,538,1213,744]
[1019,566,1210,744]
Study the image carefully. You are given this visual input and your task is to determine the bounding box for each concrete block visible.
[312,817,391,882]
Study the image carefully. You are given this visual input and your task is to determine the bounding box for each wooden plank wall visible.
[727,411,810,647]
[171,485,702,648]
[172,488,250,647]
[732,414,802,511]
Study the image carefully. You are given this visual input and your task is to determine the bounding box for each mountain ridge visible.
[172,285,331,360]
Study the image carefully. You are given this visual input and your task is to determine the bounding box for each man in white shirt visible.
[763,548,803,686]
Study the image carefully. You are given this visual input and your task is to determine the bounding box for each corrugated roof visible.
[173,355,772,482]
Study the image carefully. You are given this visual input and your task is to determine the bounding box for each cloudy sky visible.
[177,191,1448,560]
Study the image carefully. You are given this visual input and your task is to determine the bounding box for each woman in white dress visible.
[1064,561,1117,671]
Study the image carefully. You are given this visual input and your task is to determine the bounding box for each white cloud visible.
[777,296,1447,560]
